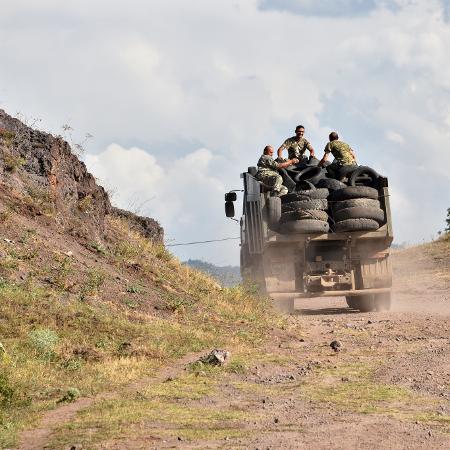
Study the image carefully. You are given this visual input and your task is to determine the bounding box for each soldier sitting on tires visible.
[319,131,357,180]
[277,124,316,164]
[256,145,299,196]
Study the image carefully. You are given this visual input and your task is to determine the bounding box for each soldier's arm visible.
[277,140,289,159]
[278,158,299,169]
[306,140,315,158]
[318,143,330,167]
[350,148,357,161]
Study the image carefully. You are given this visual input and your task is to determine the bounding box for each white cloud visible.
[85,144,239,265]
[1,0,449,263]
[385,131,405,145]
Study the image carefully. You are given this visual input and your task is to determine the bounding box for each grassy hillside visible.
[0,110,284,447]
[0,194,278,448]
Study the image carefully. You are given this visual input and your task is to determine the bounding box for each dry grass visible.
[0,215,277,448]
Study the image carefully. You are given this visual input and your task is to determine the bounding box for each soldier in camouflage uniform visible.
[277,125,315,162]
[256,146,299,196]
[319,131,357,179]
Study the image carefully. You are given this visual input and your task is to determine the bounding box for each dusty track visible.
[16,242,450,449]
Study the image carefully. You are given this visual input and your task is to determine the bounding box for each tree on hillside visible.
[446,208,450,233]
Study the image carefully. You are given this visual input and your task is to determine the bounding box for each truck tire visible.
[333,218,380,232]
[281,189,317,204]
[279,219,329,234]
[316,178,347,191]
[280,209,328,223]
[329,186,379,202]
[293,166,323,182]
[337,165,358,179]
[267,197,281,228]
[349,166,379,187]
[296,180,316,191]
[282,188,329,203]
[345,296,358,309]
[332,198,380,213]
[282,199,328,213]
[350,295,376,312]
[374,292,391,311]
[333,207,385,224]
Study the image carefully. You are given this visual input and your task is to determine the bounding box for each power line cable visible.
[166,237,240,247]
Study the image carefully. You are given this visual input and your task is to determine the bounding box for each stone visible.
[330,340,342,352]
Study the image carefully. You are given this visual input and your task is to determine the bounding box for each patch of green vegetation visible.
[302,362,412,411]
[28,328,59,359]
[25,185,54,215]
[89,241,107,255]
[3,154,26,172]
[50,396,252,448]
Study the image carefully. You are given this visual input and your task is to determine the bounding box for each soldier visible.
[256,145,299,196]
[277,125,315,162]
[319,131,357,179]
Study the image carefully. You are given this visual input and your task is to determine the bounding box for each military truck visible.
[225,165,393,313]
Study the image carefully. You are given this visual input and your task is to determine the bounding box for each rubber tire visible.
[329,186,379,202]
[296,180,316,191]
[337,165,359,179]
[267,197,281,228]
[280,209,328,223]
[345,296,359,309]
[293,166,323,182]
[279,219,329,234]
[282,199,328,213]
[307,156,320,166]
[316,178,347,191]
[282,188,329,203]
[334,207,385,224]
[282,189,317,204]
[306,168,327,186]
[349,166,380,187]
[332,198,381,213]
[334,218,380,232]
[374,292,391,311]
[352,295,376,312]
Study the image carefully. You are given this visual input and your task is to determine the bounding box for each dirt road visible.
[17,242,450,449]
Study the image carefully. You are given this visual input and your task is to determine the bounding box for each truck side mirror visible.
[225,201,235,217]
[225,192,237,202]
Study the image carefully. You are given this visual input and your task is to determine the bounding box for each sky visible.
[1,0,449,265]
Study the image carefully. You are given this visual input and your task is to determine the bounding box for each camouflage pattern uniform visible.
[324,140,357,178]
[256,154,288,195]
[279,136,313,160]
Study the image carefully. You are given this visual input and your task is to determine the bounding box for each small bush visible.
[3,154,26,173]
[58,387,80,403]
[0,374,15,407]
[28,328,59,358]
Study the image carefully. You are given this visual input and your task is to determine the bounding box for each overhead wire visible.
[166,237,240,247]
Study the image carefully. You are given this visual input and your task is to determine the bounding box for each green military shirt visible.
[257,154,279,174]
[324,140,356,166]
[280,136,313,159]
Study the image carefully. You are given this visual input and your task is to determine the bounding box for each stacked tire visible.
[279,188,330,234]
[329,186,385,232]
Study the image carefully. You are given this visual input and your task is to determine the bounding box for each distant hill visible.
[184,259,241,287]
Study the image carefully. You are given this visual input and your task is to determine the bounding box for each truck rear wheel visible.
[347,295,376,312]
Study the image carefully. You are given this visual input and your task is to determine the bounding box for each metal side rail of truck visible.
[224,167,393,313]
